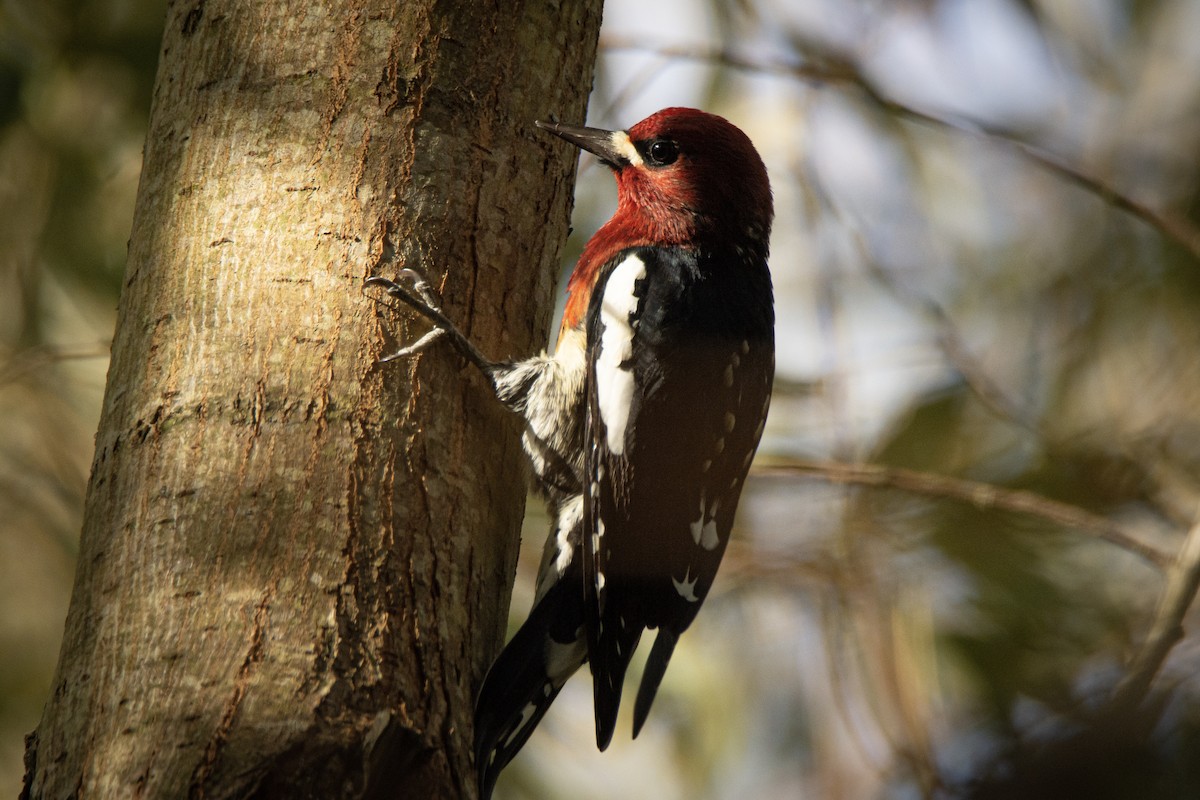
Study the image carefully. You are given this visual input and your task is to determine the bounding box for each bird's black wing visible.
[582,245,774,749]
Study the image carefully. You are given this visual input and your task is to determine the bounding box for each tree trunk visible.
[23,1,601,797]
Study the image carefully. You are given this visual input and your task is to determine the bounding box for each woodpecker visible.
[367,107,774,799]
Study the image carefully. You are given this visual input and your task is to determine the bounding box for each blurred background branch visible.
[1112,507,1200,710]
[757,459,1169,568]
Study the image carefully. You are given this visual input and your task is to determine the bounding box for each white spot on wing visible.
[690,495,722,551]
[673,570,700,603]
[689,496,706,546]
[502,703,539,747]
[595,255,646,456]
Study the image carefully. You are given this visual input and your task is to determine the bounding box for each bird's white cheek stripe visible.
[596,255,646,456]
[610,130,643,166]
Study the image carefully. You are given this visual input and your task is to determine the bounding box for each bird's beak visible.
[535,119,638,169]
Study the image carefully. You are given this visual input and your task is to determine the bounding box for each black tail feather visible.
[474,578,586,800]
[632,628,678,738]
[589,619,643,751]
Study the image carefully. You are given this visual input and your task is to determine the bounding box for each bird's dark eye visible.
[645,139,679,167]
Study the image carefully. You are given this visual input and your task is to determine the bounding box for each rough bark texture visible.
[24,1,602,797]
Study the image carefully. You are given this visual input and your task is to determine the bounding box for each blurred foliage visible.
[6,0,1200,798]
[0,0,164,793]
[506,0,1200,797]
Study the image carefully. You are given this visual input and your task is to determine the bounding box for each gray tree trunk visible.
[23,1,602,797]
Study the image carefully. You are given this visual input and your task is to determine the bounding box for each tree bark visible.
[23,1,601,798]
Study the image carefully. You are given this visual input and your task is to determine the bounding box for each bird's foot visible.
[365,269,449,362]
[365,269,494,375]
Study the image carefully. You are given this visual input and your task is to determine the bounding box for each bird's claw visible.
[395,268,443,311]
[365,268,444,314]
[377,327,447,362]
[365,269,449,361]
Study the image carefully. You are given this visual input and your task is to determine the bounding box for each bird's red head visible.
[537,107,773,334]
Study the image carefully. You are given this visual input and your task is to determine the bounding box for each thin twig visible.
[599,36,1200,263]
[1111,506,1200,709]
[0,342,112,387]
[859,89,1200,263]
[601,35,855,85]
[755,459,1168,569]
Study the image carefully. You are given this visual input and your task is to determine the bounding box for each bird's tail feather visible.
[474,578,586,800]
[589,618,643,751]
[632,628,678,738]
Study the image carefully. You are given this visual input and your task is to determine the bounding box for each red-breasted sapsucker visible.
[368,107,774,800]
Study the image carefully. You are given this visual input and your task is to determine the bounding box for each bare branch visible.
[859,91,1200,264]
[0,342,112,387]
[600,35,855,85]
[755,459,1169,569]
[599,36,1200,264]
[1111,506,1200,709]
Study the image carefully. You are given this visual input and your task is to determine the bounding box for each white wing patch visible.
[689,495,722,551]
[595,254,646,456]
[501,702,540,748]
[673,569,700,603]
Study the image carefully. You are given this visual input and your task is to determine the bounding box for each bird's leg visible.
[365,269,496,379]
